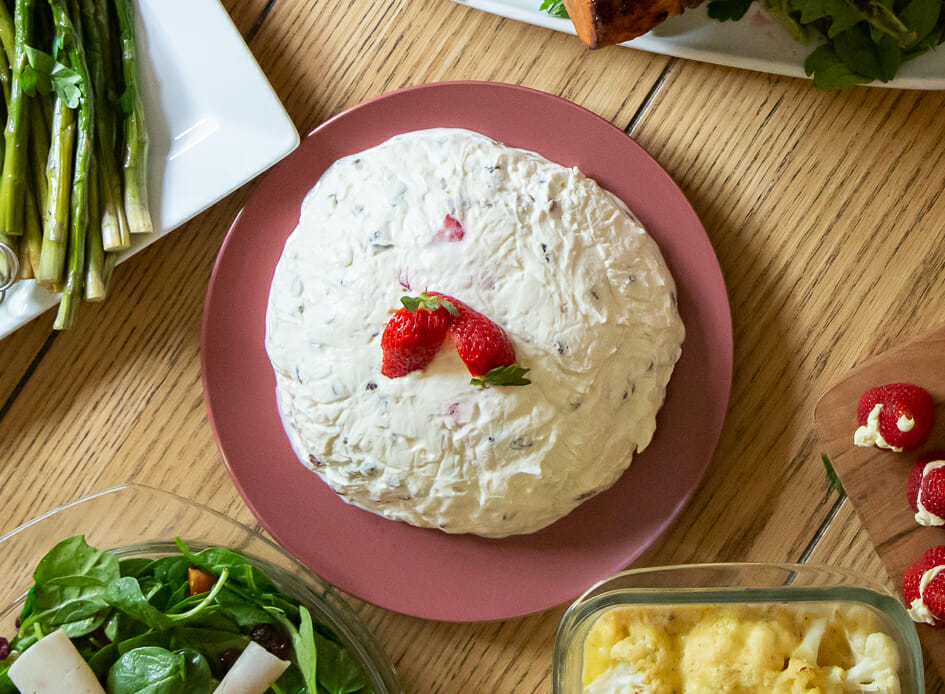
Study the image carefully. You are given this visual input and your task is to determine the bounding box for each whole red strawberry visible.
[429,292,530,386]
[380,292,457,378]
[855,382,934,451]
[908,453,945,525]
[903,546,945,627]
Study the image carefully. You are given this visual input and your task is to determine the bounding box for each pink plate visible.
[202,82,732,622]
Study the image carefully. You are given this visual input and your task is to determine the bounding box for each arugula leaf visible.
[540,0,570,17]
[833,23,900,79]
[804,43,871,88]
[898,0,942,43]
[707,0,755,21]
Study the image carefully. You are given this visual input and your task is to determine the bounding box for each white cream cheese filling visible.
[854,403,902,452]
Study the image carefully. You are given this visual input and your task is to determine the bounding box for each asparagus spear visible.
[0,0,31,237]
[84,151,105,301]
[36,96,74,285]
[114,0,151,235]
[52,0,93,330]
[80,0,128,251]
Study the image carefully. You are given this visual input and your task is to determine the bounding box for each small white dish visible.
[453,0,945,89]
[0,0,299,340]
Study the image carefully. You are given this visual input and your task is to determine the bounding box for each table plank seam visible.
[0,331,57,426]
[626,58,676,135]
[245,0,279,42]
[798,493,846,563]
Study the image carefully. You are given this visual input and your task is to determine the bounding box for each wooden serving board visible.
[814,324,945,676]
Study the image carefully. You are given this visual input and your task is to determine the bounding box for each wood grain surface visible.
[0,0,944,691]
[815,325,945,683]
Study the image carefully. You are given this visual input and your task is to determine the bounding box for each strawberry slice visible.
[432,214,465,242]
[380,292,457,378]
[429,292,530,386]
[855,382,934,451]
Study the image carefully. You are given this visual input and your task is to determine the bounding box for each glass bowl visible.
[553,563,924,694]
[0,483,401,694]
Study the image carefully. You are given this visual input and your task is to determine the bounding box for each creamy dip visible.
[265,128,684,537]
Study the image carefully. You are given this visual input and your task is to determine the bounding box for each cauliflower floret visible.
[584,662,654,694]
[826,632,900,693]
[584,618,676,694]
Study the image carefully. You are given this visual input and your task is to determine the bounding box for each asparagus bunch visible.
[0,0,150,329]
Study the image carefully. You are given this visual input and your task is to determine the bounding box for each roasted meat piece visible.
[564,0,704,48]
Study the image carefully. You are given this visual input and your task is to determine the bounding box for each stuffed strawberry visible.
[380,292,457,378]
[903,546,945,627]
[854,383,934,452]
[908,453,945,527]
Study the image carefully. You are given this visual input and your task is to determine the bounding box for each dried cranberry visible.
[218,648,241,672]
[0,637,10,661]
[249,623,291,660]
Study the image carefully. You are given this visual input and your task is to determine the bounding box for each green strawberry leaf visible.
[471,364,532,388]
[400,292,459,316]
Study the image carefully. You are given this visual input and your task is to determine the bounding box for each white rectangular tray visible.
[454,0,945,89]
[0,0,299,340]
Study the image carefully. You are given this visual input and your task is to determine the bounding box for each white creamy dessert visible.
[265,128,684,537]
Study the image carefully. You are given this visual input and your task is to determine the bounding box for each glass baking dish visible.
[0,483,402,693]
[553,563,924,693]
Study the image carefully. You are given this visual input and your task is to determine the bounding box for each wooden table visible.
[2,0,944,691]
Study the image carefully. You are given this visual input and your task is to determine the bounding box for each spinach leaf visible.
[170,627,249,661]
[313,630,370,694]
[120,558,155,579]
[34,536,120,586]
[106,646,210,694]
[175,539,278,596]
[105,569,229,631]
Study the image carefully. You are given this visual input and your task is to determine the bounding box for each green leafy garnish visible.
[706,0,944,89]
[822,453,847,497]
[21,45,84,108]
[471,364,532,387]
[400,291,459,316]
[540,0,570,17]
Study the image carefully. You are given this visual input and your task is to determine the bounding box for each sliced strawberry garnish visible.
[428,292,528,385]
[380,292,457,378]
[432,214,465,242]
[856,382,934,451]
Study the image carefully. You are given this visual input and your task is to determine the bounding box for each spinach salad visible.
[0,536,373,693]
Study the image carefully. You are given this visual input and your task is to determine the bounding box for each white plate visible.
[453,0,945,89]
[0,0,299,340]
